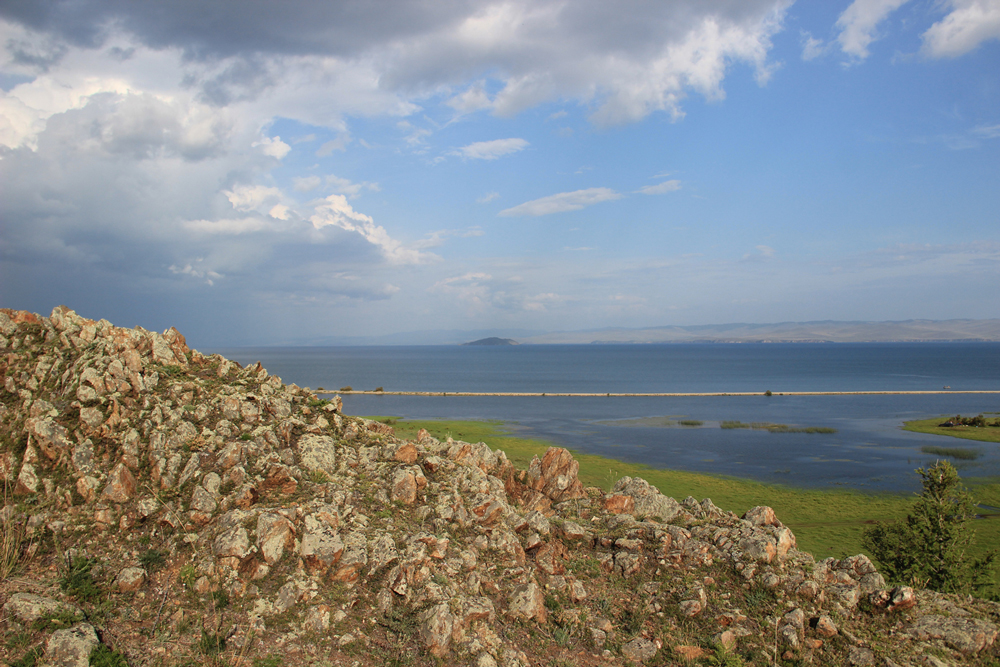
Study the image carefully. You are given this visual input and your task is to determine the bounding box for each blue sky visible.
[1,0,998,345]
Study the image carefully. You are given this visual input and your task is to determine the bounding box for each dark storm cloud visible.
[0,0,480,59]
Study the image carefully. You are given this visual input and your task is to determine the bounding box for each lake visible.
[209,343,1000,492]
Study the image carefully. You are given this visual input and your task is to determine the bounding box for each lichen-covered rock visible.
[44,623,100,667]
[526,447,585,502]
[115,566,147,592]
[612,476,682,522]
[3,593,81,623]
[297,433,337,475]
[508,582,546,622]
[906,614,999,655]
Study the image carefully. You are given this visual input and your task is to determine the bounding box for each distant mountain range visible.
[518,319,1000,344]
[262,319,1000,346]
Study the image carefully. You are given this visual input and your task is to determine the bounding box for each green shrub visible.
[863,460,997,594]
[89,644,129,667]
[60,555,102,603]
[138,549,167,571]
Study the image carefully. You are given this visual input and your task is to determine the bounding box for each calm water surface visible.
[209,344,1000,492]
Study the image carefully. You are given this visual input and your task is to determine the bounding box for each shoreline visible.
[321,389,1000,397]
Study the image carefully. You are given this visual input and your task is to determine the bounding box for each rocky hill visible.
[2,307,999,667]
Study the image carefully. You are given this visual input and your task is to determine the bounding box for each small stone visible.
[622,637,658,662]
[812,615,838,638]
[847,646,875,666]
[115,567,146,592]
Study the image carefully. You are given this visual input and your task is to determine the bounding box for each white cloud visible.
[293,175,322,192]
[477,191,500,203]
[973,123,1000,138]
[446,81,494,114]
[182,218,267,235]
[253,135,290,159]
[835,0,911,61]
[548,110,568,120]
[499,188,622,217]
[800,32,827,60]
[637,180,682,195]
[309,194,433,265]
[326,175,380,197]
[742,244,776,261]
[169,261,223,285]
[452,137,529,160]
[922,0,1000,58]
[224,185,282,211]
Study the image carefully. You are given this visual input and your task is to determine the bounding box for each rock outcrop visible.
[1,306,999,666]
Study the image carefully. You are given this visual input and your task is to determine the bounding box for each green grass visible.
[903,417,1000,444]
[380,416,1000,568]
[719,421,837,433]
[920,445,981,460]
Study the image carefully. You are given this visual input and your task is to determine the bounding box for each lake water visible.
[209,344,1000,492]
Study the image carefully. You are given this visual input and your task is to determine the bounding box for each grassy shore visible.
[903,416,1000,444]
[371,416,1000,571]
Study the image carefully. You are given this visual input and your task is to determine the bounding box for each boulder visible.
[622,637,658,663]
[526,447,585,502]
[612,476,682,522]
[101,461,137,504]
[508,582,546,622]
[3,593,81,623]
[43,623,100,667]
[297,434,337,475]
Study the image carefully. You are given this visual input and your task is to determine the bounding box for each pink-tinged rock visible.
[742,506,782,527]
[300,514,344,575]
[101,461,137,503]
[115,567,147,592]
[79,406,104,431]
[26,417,72,461]
[418,603,455,657]
[14,460,39,496]
[603,494,636,514]
[256,513,295,565]
[534,541,568,576]
[394,442,418,464]
[392,468,418,504]
[887,586,917,612]
[508,582,547,623]
[526,447,585,502]
[76,476,101,503]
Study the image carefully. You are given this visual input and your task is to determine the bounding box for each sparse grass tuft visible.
[60,554,102,603]
[138,548,167,571]
[921,445,980,460]
[89,644,129,667]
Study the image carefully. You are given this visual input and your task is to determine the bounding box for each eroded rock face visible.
[526,447,585,502]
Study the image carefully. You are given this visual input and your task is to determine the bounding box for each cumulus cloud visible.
[499,188,622,217]
[836,0,911,61]
[1,1,792,128]
[326,174,380,197]
[224,185,283,212]
[452,137,528,160]
[447,81,493,114]
[316,132,351,155]
[253,134,290,159]
[922,0,1000,58]
[637,180,681,195]
[309,194,433,264]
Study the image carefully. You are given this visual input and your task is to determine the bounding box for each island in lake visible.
[463,336,519,346]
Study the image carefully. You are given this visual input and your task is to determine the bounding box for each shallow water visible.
[210,343,1000,492]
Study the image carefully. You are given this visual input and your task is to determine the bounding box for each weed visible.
[60,554,102,603]
[308,469,330,484]
[1,488,26,580]
[253,657,283,667]
[32,608,84,632]
[179,564,197,588]
[240,434,252,441]
[212,589,231,609]
[920,445,980,460]
[199,629,226,655]
[707,642,746,666]
[4,630,32,652]
[553,626,572,647]
[10,646,43,667]
[678,420,704,427]
[138,548,167,572]
[89,644,129,667]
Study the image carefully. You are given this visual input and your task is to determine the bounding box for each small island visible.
[463,337,519,346]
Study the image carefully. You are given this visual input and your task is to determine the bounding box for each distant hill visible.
[463,337,519,346]
[519,319,1000,344]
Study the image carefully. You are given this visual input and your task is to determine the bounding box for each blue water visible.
[209,344,1000,492]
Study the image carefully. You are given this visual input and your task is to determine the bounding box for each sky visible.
[0,0,998,346]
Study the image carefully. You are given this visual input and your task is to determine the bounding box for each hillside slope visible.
[2,306,999,666]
